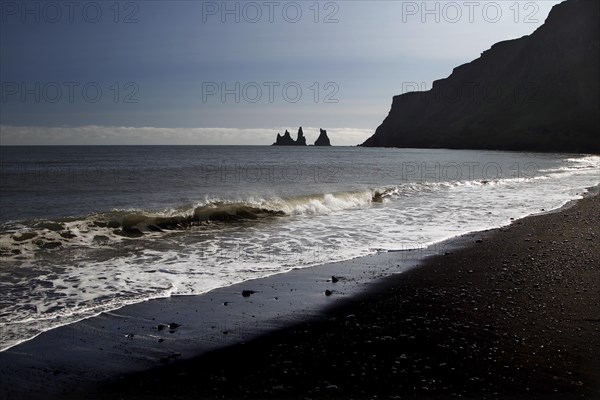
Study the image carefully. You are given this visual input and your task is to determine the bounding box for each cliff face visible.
[314,129,331,146]
[361,0,600,153]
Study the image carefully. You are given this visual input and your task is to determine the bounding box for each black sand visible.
[1,193,598,400]
[0,226,444,399]
[97,192,600,399]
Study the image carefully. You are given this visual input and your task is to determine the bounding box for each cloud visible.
[0,126,373,146]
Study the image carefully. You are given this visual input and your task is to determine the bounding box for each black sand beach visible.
[1,191,598,400]
[92,191,599,399]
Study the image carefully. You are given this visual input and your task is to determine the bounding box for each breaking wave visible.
[0,152,598,352]
[0,174,567,261]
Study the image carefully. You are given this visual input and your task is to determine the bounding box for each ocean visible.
[0,146,598,351]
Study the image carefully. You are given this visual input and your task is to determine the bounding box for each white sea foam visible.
[1,152,598,352]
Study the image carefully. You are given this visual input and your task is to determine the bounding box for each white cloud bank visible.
[0,126,374,146]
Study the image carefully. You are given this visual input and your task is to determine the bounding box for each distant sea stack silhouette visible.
[314,129,331,146]
[272,127,307,146]
[272,127,331,146]
[296,127,307,146]
[361,0,600,153]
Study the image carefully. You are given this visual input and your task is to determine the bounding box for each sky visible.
[0,0,562,145]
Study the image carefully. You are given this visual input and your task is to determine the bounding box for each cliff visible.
[361,0,600,153]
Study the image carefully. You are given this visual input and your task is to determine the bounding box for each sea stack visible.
[273,130,296,146]
[272,127,307,146]
[296,127,307,146]
[314,129,331,146]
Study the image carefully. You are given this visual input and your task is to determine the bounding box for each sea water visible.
[0,145,598,351]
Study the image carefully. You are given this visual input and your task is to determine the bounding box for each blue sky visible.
[0,1,561,145]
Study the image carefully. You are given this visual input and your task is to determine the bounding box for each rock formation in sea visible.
[296,127,307,146]
[272,127,307,146]
[273,130,295,146]
[361,0,600,153]
[314,129,331,146]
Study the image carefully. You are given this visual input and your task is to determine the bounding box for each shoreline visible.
[98,189,599,399]
[1,186,591,354]
[1,189,598,399]
[0,223,467,399]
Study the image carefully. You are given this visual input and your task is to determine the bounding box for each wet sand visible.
[0,222,450,399]
[94,191,600,399]
[1,192,598,400]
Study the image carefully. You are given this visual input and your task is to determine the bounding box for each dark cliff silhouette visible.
[361,0,600,153]
[273,127,307,146]
[314,129,331,146]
